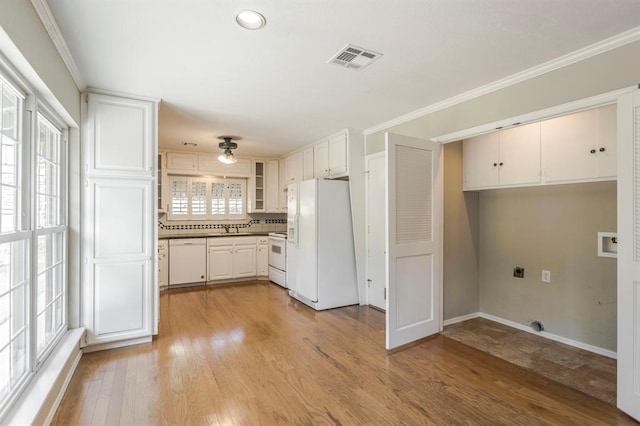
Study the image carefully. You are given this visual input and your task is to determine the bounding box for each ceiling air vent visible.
[327,44,383,71]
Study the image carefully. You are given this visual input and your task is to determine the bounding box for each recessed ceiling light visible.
[235,10,266,30]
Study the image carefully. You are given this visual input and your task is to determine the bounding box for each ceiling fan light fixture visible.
[218,149,237,164]
[235,10,266,30]
[217,136,239,164]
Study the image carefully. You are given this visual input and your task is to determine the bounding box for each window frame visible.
[167,175,247,221]
[0,63,69,418]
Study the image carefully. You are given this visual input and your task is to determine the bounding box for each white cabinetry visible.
[463,123,541,190]
[303,147,314,180]
[82,91,158,348]
[158,240,168,289]
[257,237,269,277]
[542,104,617,183]
[234,240,257,278]
[249,160,266,213]
[207,236,258,282]
[286,152,303,184]
[463,104,617,191]
[266,160,280,212]
[167,152,197,170]
[207,240,234,281]
[166,152,251,177]
[314,131,349,179]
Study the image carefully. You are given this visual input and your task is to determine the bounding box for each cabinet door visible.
[257,246,269,276]
[542,108,598,183]
[498,123,541,186]
[167,152,197,170]
[279,158,288,211]
[266,160,280,212]
[328,133,348,177]
[314,141,329,178]
[249,160,265,213]
[226,158,252,176]
[597,103,617,178]
[303,147,314,180]
[198,155,227,174]
[86,93,153,177]
[234,245,257,278]
[463,132,499,189]
[288,152,303,183]
[84,178,154,344]
[208,246,234,280]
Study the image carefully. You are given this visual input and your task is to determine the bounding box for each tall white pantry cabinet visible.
[81,91,159,350]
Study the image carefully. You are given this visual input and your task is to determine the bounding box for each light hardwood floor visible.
[52,282,636,425]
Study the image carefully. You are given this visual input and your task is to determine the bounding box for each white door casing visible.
[385,132,442,350]
[366,153,386,310]
[617,89,640,421]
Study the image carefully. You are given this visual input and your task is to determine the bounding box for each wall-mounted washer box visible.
[598,232,617,258]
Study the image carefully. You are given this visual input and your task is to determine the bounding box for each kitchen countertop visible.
[159,232,270,240]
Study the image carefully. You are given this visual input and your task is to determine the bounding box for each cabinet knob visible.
[499,162,504,166]
[599,147,606,152]
[590,149,596,154]
[493,163,498,167]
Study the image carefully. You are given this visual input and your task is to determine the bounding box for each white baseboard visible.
[478,312,617,359]
[83,335,152,353]
[443,312,481,326]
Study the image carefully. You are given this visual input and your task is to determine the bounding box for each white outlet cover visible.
[542,270,551,283]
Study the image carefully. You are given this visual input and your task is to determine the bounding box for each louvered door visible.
[385,132,442,350]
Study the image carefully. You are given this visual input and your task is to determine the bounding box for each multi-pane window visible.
[0,77,28,412]
[34,114,65,358]
[0,72,67,416]
[168,176,246,220]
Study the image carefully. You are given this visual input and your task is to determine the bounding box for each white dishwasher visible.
[169,238,207,286]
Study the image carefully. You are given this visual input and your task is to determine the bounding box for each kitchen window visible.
[168,176,246,220]
[0,70,68,416]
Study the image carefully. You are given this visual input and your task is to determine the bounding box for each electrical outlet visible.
[513,266,525,278]
[542,269,551,283]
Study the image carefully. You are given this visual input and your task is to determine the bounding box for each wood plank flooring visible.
[52,282,636,425]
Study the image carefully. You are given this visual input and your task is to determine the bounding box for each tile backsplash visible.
[158,213,287,236]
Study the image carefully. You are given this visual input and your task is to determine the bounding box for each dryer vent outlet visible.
[530,320,544,332]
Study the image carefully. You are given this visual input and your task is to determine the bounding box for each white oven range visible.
[268,232,287,287]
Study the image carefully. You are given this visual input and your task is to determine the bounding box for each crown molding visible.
[30,0,86,90]
[364,26,640,136]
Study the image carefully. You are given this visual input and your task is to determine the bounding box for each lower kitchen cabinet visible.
[234,242,257,278]
[207,243,234,281]
[158,240,168,289]
[207,236,257,281]
[257,237,268,276]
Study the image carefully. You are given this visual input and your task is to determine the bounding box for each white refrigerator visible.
[286,179,359,310]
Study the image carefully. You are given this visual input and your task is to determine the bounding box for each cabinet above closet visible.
[463,104,616,191]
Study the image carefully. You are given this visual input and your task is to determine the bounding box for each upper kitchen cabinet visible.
[166,152,197,170]
[85,93,154,177]
[82,91,159,350]
[542,104,617,183]
[463,123,541,190]
[249,160,266,213]
[266,160,280,212]
[303,147,314,180]
[314,131,349,179]
[166,152,252,177]
[285,152,303,184]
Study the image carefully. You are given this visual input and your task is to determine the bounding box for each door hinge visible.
[384,288,386,300]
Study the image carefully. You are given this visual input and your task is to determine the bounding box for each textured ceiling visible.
[47,0,640,157]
